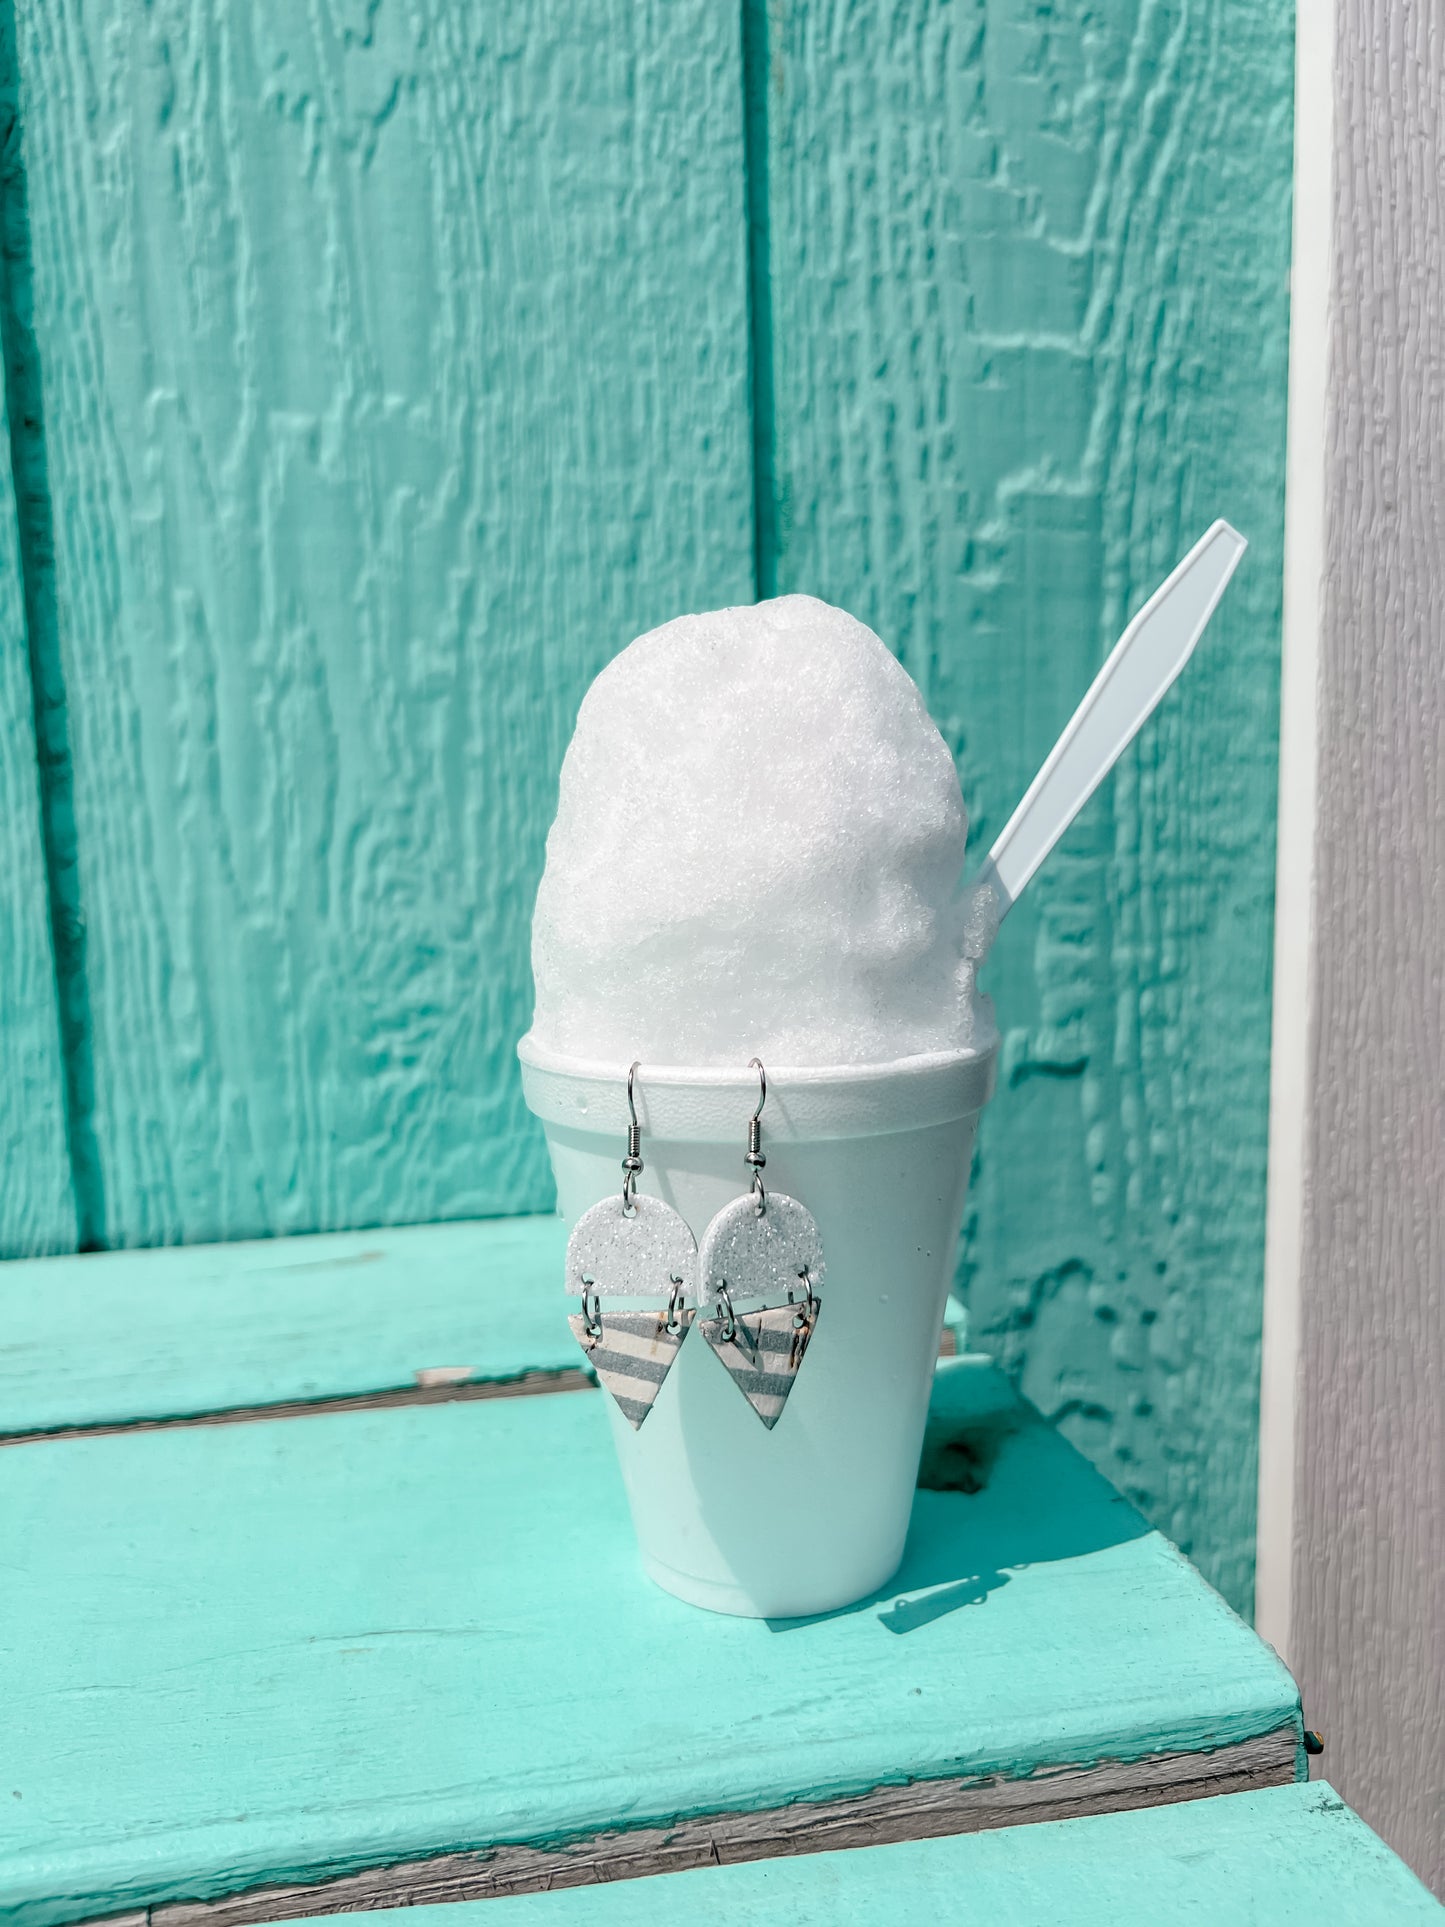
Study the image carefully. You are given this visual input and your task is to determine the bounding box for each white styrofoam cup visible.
[517,1035,998,1618]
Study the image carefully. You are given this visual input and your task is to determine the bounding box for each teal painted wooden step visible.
[0,1217,572,1437]
[0,1350,1300,1927]
[333,1784,1444,1925]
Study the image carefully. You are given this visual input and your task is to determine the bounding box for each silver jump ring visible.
[666,1277,687,1336]
[790,1268,818,1330]
[714,1282,737,1343]
[582,1284,603,1343]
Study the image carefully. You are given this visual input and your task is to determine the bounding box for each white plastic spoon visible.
[973,518,1247,919]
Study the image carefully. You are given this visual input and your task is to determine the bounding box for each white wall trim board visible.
[1256,0,1335,1665]
[1269,0,1445,1894]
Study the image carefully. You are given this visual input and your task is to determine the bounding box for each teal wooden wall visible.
[3,0,754,1249]
[757,2,1293,1611]
[0,0,1293,1610]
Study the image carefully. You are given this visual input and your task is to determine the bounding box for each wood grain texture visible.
[298,1785,1445,1926]
[0,346,74,1256]
[1292,0,1445,1894]
[134,1730,1300,1926]
[7,0,754,1248]
[0,1215,572,1435]
[0,1357,1300,1927]
[757,0,1294,1613]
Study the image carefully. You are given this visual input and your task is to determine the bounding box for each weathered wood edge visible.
[78,1727,1299,1927]
[0,1368,596,1448]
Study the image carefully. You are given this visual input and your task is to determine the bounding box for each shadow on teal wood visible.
[754,0,1293,1613]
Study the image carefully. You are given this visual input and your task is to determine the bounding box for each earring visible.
[698,1059,825,1428]
[566,1062,697,1430]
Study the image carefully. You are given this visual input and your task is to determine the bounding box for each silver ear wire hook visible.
[622,1059,643,1212]
[745,1056,767,1212]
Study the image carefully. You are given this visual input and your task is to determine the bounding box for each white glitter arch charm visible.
[566,1191,698,1303]
[698,1190,825,1311]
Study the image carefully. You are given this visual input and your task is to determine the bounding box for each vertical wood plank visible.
[1293,0,1445,1893]
[759,0,1293,1608]
[0,144,76,1256]
[10,0,754,1247]
[0,452,74,1255]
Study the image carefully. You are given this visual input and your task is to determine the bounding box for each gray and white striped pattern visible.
[568,1308,692,1430]
[701,1302,817,1428]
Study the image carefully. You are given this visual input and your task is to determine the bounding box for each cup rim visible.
[517,1031,996,1086]
[517,1030,998,1143]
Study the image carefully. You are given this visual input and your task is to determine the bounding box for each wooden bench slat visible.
[339,1783,1444,1925]
[319,1784,1444,1925]
[0,1359,1300,1927]
[0,1218,571,1437]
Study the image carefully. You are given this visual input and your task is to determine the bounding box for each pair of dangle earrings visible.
[566,1060,824,1431]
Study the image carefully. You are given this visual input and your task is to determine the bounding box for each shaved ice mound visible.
[528,594,994,1068]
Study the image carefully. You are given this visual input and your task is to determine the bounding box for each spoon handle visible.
[978,519,1247,917]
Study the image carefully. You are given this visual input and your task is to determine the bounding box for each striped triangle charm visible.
[568,1307,693,1431]
[701,1300,817,1429]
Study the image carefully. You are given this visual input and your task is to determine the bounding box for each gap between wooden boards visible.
[2,1326,959,1448]
[0,1367,596,1447]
